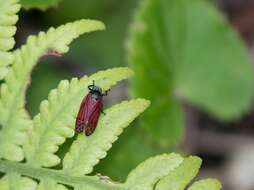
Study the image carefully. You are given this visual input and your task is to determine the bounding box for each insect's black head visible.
[91,85,102,95]
[88,81,103,95]
[88,80,110,97]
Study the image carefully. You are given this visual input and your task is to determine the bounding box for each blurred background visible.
[17,0,254,189]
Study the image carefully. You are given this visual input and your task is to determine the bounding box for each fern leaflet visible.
[0,0,20,79]
[188,179,222,190]
[124,153,183,190]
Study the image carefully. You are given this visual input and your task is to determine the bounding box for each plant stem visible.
[0,160,124,190]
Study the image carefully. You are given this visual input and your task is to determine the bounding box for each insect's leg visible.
[102,89,110,96]
[101,110,106,115]
[75,124,84,133]
[96,173,112,182]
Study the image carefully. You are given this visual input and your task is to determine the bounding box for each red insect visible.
[75,81,109,136]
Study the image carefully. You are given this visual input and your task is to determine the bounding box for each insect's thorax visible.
[90,92,102,103]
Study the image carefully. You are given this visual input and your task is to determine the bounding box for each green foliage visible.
[127,0,254,147]
[0,0,20,79]
[0,0,222,189]
[20,0,61,10]
[0,19,105,162]
[154,157,222,190]
[24,68,134,168]
[123,155,221,190]
[0,154,222,190]
[124,153,184,190]
[63,99,150,175]
[26,62,71,116]
[188,179,222,190]
[94,125,162,180]
[156,156,202,189]
[46,0,136,69]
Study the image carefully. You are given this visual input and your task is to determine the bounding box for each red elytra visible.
[75,81,109,136]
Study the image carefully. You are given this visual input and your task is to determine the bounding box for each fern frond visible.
[124,153,184,190]
[0,174,37,190]
[0,0,20,79]
[155,156,202,190]
[188,179,222,190]
[63,98,150,175]
[0,19,105,161]
[36,178,68,190]
[24,68,133,167]
[0,159,124,190]
[0,96,151,190]
[0,152,221,190]
[155,156,222,190]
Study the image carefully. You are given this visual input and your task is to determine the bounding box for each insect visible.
[75,81,109,136]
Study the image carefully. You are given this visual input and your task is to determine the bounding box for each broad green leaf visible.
[0,19,105,162]
[142,98,184,147]
[174,0,254,120]
[124,153,183,190]
[24,67,133,167]
[127,0,184,147]
[156,156,202,190]
[188,179,222,190]
[20,0,61,10]
[128,0,254,147]
[63,99,150,175]
[0,0,20,79]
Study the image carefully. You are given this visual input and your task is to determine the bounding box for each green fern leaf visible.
[0,153,222,190]
[0,92,151,190]
[188,179,222,190]
[0,19,105,162]
[63,98,150,175]
[24,67,133,167]
[155,157,222,190]
[0,0,20,79]
[0,175,37,190]
[0,172,37,190]
[36,178,67,190]
[124,153,184,190]
[155,156,202,190]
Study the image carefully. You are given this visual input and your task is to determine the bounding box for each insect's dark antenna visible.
[88,80,95,91]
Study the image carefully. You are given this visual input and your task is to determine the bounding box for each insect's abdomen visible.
[75,93,103,135]
[75,95,91,133]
